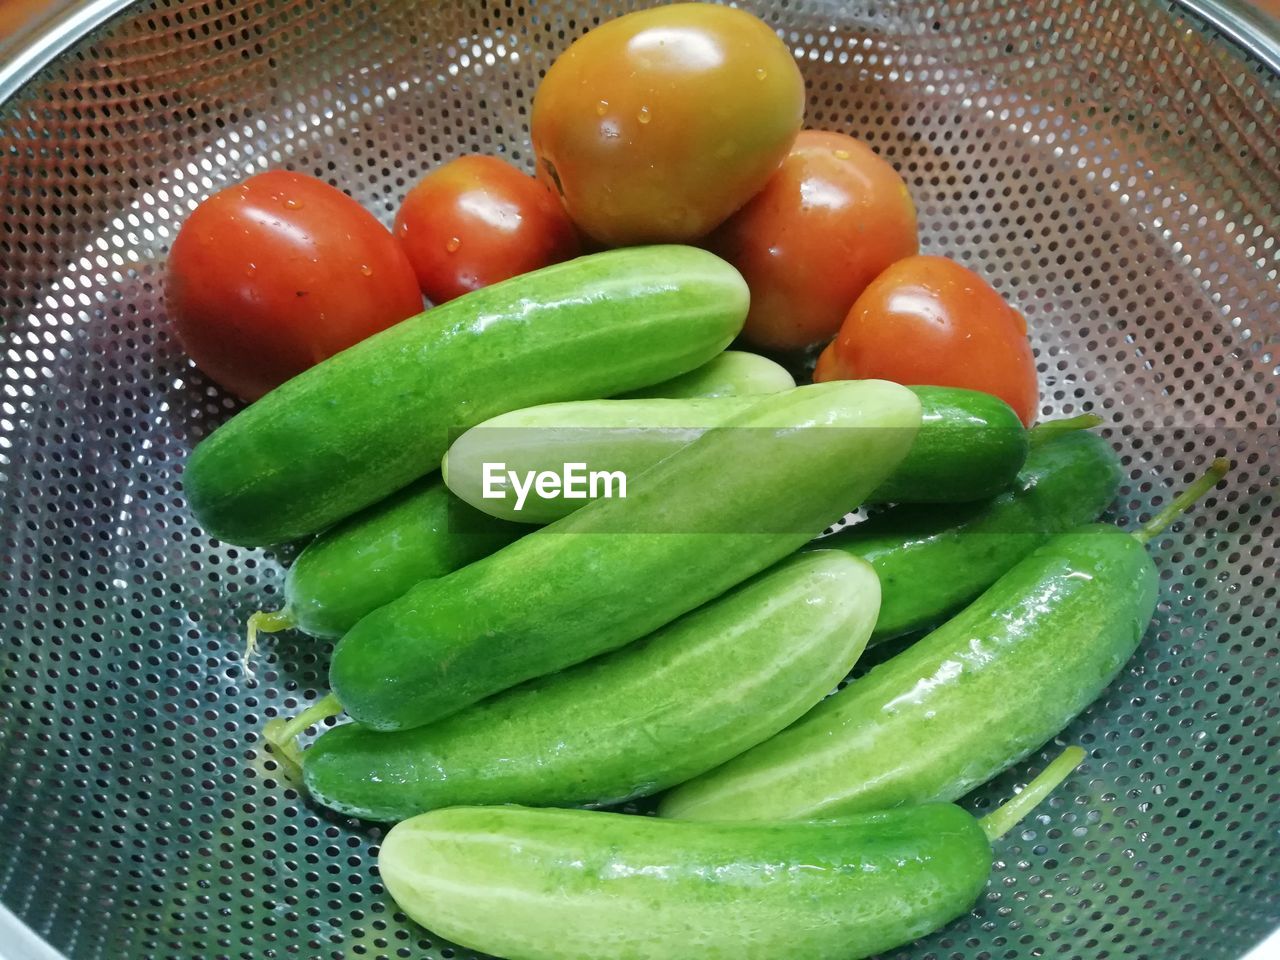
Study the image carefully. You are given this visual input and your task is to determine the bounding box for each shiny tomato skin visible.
[709,130,918,352]
[394,156,581,304]
[531,3,805,246]
[814,255,1039,425]
[166,170,423,401]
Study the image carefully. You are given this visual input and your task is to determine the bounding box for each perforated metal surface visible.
[0,1,1277,958]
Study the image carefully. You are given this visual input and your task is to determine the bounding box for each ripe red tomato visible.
[814,255,1039,425]
[394,156,580,304]
[166,170,422,401]
[708,130,918,352]
[531,3,805,246]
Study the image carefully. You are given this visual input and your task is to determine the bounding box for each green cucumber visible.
[874,385,1026,503]
[330,380,921,731]
[444,385,1025,524]
[378,749,1083,960]
[617,350,795,399]
[822,425,1122,644]
[660,461,1227,821]
[185,246,748,547]
[248,476,522,645]
[303,551,878,820]
[442,395,761,524]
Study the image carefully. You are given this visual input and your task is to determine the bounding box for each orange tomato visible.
[531,3,805,246]
[709,130,918,352]
[394,156,580,304]
[815,255,1039,425]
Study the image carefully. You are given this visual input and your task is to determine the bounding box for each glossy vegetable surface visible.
[709,130,918,351]
[443,386,1025,524]
[185,245,747,546]
[381,804,988,960]
[167,169,423,400]
[329,381,921,730]
[304,551,879,820]
[618,350,795,399]
[825,425,1121,643]
[378,751,1081,960]
[250,476,521,643]
[531,3,804,245]
[661,463,1225,821]
[815,255,1039,425]
[394,155,580,304]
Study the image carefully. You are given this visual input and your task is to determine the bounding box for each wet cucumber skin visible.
[304,552,879,820]
[185,245,748,547]
[282,477,521,639]
[618,349,795,398]
[824,430,1122,643]
[329,381,921,731]
[445,385,1026,524]
[379,803,991,960]
[662,523,1156,821]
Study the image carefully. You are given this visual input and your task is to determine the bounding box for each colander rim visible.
[0,1,1277,960]
[0,0,1278,108]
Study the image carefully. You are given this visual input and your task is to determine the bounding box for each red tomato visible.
[708,130,918,352]
[531,3,805,246]
[166,170,422,401]
[394,156,580,304]
[814,256,1039,425]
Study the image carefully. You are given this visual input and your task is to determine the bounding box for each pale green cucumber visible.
[444,386,1024,524]
[329,380,921,731]
[442,396,762,523]
[185,245,748,546]
[617,350,795,398]
[377,750,1083,960]
[303,551,879,820]
[660,461,1228,821]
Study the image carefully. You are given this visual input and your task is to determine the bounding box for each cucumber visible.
[444,385,1025,524]
[184,246,748,547]
[873,385,1026,503]
[378,750,1082,960]
[617,350,795,399]
[660,461,1227,822]
[250,476,522,643]
[442,395,760,524]
[822,426,1122,644]
[329,380,921,731]
[303,551,879,821]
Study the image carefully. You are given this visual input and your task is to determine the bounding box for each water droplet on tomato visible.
[445,237,462,253]
[637,106,652,125]
[360,264,373,277]
[755,67,769,80]
[284,197,303,210]
[834,149,851,160]
[595,99,609,116]
[245,263,257,277]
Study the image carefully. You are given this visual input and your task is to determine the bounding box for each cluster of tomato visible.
[167,3,1035,425]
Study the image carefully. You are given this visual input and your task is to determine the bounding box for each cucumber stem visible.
[263,692,342,783]
[1027,413,1104,447]
[981,745,1085,841]
[243,608,296,682]
[1131,458,1230,546]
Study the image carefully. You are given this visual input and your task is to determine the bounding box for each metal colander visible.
[1,0,1277,958]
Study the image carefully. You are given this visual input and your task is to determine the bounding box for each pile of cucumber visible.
[185,246,1226,960]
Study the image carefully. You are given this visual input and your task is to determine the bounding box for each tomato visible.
[394,156,580,304]
[531,3,805,246]
[167,170,422,401]
[814,255,1039,425]
[708,130,918,352]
